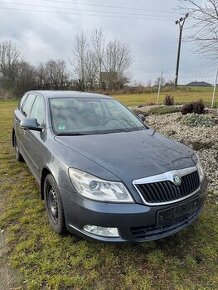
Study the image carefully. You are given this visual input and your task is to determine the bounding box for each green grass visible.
[114,87,218,107]
[0,99,218,289]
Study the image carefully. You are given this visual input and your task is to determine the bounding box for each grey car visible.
[12,90,208,242]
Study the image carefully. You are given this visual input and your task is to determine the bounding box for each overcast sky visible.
[0,0,217,84]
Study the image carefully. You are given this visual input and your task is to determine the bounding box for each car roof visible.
[26,90,112,99]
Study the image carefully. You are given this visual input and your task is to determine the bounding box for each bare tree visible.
[46,59,69,89]
[104,39,132,88]
[35,63,47,89]
[180,0,218,58]
[0,40,71,96]
[36,60,69,90]
[0,40,20,89]
[72,32,88,91]
[71,29,133,90]
[91,28,105,87]
[15,61,36,95]
[84,50,98,89]
[154,76,165,86]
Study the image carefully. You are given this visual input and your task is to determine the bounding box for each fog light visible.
[83,225,119,237]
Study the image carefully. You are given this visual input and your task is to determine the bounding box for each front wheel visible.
[14,134,23,162]
[44,174,66,235]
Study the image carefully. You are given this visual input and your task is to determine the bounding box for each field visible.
[0,99,218,290]
[114,86,217,107]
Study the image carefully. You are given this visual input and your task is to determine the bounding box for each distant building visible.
[186,81,212,87]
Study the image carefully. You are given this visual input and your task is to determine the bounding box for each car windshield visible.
[49,97,146,135]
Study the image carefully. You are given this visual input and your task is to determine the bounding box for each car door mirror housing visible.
[20,118,42,132]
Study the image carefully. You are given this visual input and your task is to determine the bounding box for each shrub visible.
[148,106,180,115]
[181,100,205,115]
[164,95,174,106]
[182,113,215,127]
[181,103,193,115]
[192,99,205,114]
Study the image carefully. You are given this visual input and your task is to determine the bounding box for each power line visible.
[0,6,174,21]
[8,0,178,14]
[0,1,175,19]
[44,0,177,14]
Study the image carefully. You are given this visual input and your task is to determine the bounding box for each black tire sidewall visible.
[14,134,23,162]
[44,174,66,234]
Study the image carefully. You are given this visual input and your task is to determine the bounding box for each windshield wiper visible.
[56,132,89,136]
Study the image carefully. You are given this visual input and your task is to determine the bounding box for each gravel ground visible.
[144,111,218,195]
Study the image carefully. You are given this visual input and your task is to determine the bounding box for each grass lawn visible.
[114,87,218,107]
[0,99,218,289]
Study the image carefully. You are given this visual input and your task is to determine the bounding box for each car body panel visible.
[55,129,195,182]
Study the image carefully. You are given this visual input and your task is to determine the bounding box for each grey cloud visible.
[0,0,216,84]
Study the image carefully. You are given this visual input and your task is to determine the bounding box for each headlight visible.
[196,154,205,181]
[68,168,134,203]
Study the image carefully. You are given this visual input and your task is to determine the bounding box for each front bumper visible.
[60,177,208,243]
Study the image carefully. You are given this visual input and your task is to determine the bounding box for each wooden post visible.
[211,68,218,108]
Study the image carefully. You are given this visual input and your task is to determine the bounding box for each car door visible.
[23,95,46,181]
[14,94,36,161]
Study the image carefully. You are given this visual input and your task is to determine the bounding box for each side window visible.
[19,94,27,110]
[22,94,36,117]
[30,96,45,126]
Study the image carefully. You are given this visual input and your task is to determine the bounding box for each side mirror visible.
[138,114,145,122]
[20,118,42,132]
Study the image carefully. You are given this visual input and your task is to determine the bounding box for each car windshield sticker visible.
[58,124,66,131]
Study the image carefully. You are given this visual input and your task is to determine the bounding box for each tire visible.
[14,134,24,162]
[44,174,66,235]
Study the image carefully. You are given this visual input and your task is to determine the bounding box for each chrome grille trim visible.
[133,166,200,206]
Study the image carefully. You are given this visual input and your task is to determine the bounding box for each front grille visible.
[136,170,200,204]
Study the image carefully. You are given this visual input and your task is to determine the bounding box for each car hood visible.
[55,129,196,182]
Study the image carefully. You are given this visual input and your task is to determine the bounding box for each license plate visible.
[157,197,200,226]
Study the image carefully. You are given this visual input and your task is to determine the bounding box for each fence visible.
[154,69,218,108]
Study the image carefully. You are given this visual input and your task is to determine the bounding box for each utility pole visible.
[175,13,189,87]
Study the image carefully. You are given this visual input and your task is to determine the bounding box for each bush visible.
[148,106,180,115]
[181,103,193,115]
[192,99,205,114]
[181,100,205,115]
[164,95,174,106]
[182,113,215,127]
